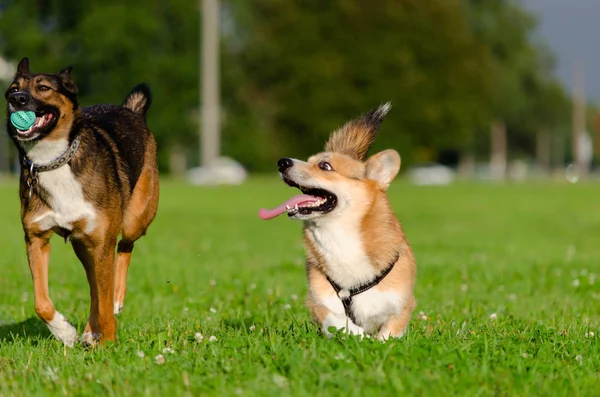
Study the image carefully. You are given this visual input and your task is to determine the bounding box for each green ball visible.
[10,111,36,130]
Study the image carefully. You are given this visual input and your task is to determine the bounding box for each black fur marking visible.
[78,105,149,192]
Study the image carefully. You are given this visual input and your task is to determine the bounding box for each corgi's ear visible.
[325,102,391,160]
[365,149,400,190]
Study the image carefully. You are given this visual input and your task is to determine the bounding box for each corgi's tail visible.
[325,102,392,160]
[123,83,152,121]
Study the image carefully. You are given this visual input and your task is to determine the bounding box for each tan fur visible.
[8,60,159,346]
[324,103,391,160]
[278,103,416,340]
[114,138,160,312]
[122,92,148,115]
[325,121,377,160]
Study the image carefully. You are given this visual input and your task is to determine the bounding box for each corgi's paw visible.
[344,322,366,337]
[322,314,366,339]
[377,327,405,342]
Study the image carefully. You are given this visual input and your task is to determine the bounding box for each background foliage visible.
[0,0,571,172]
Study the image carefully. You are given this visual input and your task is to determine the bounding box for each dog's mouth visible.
[259,176,338,220]
[12,110,57,141]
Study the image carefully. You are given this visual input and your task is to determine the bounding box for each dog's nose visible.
[278,158,294,173]
[9,92,30,107]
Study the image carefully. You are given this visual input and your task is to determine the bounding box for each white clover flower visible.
[209,307,217,313]
[573,279,580,287]
[291,294,298,301]
[209,335,218,342]
[283,304,291,310]
[162,347,175,354]
[195,332,204,343]
[136,351,145,358]
[489,313,497,321]
[249,325,256,332]
[155,354,165,365]
[43,367,59,381]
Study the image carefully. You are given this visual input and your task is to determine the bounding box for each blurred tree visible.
[0,0,200,171]
[465,0,570,176]
[226,0,492,170]
[0,0,570,173]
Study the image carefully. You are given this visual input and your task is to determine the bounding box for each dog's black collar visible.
[22,134,82,199]
[327,251,400,324]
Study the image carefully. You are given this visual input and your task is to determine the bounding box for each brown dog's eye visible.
[38,85,50,91]
[9,87,18,94]
[319,161,333,171]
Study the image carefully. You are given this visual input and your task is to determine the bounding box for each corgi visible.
[260,103,416,340]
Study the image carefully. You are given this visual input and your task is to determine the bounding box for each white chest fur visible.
[306,218,407,334]
[307,221,376,289]
[24,139,96,234]
[351,288,405,333]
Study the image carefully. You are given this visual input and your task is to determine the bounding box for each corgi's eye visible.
[38,85,50,91]
[319,161,333,171]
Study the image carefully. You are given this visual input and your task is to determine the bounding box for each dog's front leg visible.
[307,267,365,338]
[25,232,78,347]
[74,237,117,345]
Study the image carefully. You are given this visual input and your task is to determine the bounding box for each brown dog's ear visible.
[16,57,30,76]
[365,149,401,191]
[58,66,73,79]
[57,66,78,96]
[325,102,391,160]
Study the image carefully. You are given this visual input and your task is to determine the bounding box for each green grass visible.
[0,177,599,396]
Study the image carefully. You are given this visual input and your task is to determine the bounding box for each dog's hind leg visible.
[114,140,159,315]
[26,233,78,347]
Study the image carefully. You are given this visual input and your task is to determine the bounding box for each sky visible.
[523,0,600,102]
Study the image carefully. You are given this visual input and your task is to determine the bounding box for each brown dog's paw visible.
[81,331,100,348]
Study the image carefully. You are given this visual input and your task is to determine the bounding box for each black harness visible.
[326,252,400,323]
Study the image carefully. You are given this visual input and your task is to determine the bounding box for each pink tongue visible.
[259,194,320,220]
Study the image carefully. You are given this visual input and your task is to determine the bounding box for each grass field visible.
[0,177,598,396]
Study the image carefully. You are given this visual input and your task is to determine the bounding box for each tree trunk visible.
[572,61,588,179]
[458,151,475,179]
[169,144,187,177]
[490,120,507,180]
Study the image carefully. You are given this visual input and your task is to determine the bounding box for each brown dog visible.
[4,58,159,346]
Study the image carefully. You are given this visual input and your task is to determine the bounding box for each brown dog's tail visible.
[122,83,152,121]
